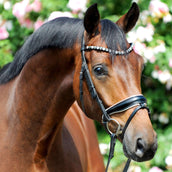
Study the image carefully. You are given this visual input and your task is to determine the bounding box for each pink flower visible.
[158,70,171,84]
[144,48,156,63]
[149,0,169,18]
[48,11,73,21]
[149,55,156,63]
[12,0,30,19]
[128,166,141,172]
[133,42,146,54]
[149,167,163,172]
[153,41,166,54]
[34,19,44,30]
[18,18,33,28]
[67,0,87,13]
[24,18,33,28]
[169,59,172,68]
[13,0,42,18]
[12,0,42,29]
[0,27,9,40]
[136,24,154,42]
[28,0,42,13]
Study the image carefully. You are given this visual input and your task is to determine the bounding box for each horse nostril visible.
[135,138,145,158]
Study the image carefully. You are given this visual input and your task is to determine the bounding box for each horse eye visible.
[93,65,107,77]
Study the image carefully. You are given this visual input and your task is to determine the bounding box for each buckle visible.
[105,118,122,136]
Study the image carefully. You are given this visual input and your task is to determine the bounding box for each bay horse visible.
[0,3,157,172]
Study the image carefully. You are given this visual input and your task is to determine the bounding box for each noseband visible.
[79,35,150,172]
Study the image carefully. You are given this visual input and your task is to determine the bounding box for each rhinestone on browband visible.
[83,43,134,55]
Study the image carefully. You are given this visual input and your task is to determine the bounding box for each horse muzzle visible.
[123,127,158,162]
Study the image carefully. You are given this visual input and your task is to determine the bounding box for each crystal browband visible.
[83,43,134,55]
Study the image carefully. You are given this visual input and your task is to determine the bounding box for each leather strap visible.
[80,34,150,172]
[106,95,147,115]
[121,103,150,140]
[123,159,131,172]
[80,35,110,122]
[105,134,117,172]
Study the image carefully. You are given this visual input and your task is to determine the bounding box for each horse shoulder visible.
[47,102,104,172]
[64,102,104,172]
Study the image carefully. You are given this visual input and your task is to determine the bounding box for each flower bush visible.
[123,0,172,128]
[1,0,172,171]
[12,0,42,28]
[0,27,9,40]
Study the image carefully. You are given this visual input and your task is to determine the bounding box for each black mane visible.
[0,18,126,84]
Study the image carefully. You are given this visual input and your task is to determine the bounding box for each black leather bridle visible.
[79,34,150,172]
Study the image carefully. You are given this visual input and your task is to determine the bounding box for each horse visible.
[0,2,157,172]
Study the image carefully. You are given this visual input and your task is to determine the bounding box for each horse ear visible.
[84,4,100,36]
[116,2,139,33]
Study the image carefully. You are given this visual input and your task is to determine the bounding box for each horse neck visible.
[8,47,78,160]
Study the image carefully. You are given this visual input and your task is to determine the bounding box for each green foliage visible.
[1,1,172,170]
[41,0,69,12]
[0,40,13,68]
[88,0,132,18]
[98,125,172,171]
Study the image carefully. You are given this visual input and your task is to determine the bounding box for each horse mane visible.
[0,18,126,84]
[0,17,84,84]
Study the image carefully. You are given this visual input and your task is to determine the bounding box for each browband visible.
[83,43,134,55]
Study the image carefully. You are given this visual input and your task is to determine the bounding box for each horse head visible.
[73,3,157,163]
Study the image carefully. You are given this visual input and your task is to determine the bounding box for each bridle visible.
[79,34,150,172]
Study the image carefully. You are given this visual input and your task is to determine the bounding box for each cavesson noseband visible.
[79,34,150,172]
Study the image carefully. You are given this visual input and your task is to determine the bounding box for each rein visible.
[79,35,150,172]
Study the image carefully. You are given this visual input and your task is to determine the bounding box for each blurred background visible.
[0,0,172,171]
